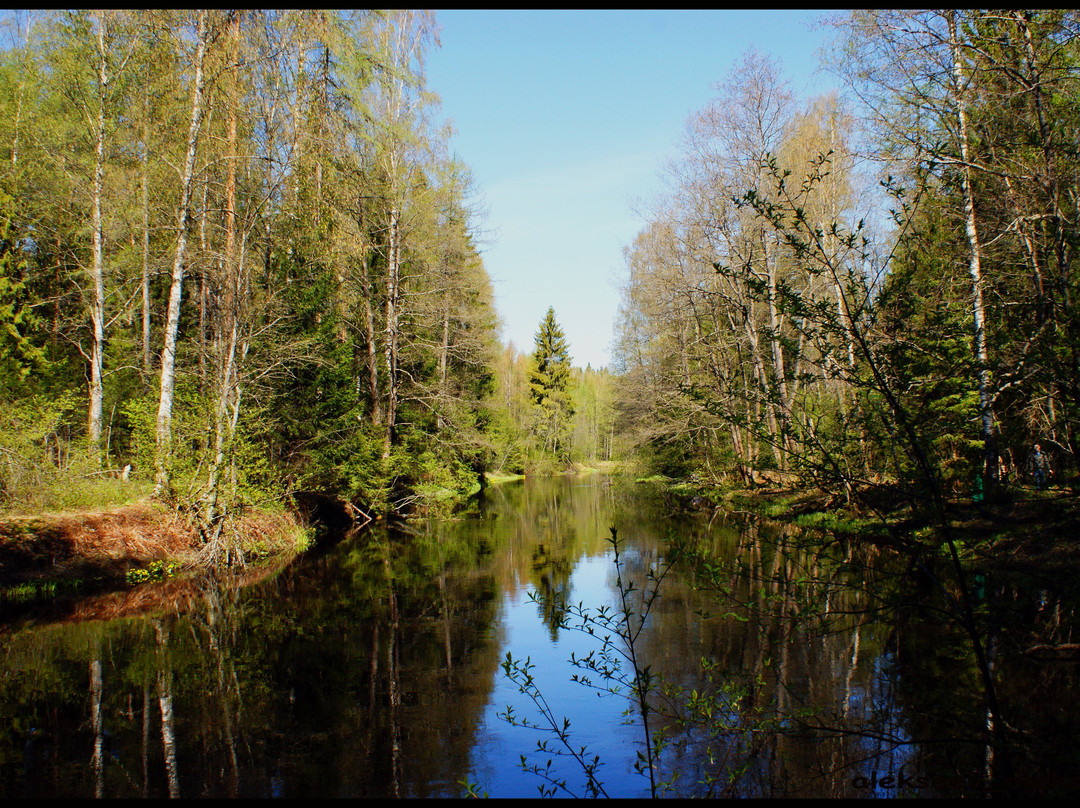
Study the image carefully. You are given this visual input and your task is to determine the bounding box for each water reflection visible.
[0,475,1078,797]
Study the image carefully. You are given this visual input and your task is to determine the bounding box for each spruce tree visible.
[0,190,46,392]
[529,307,574,462]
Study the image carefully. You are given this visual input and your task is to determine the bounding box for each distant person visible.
[1028,443,1052,489]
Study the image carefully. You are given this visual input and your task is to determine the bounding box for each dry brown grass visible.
[0,499,306,586]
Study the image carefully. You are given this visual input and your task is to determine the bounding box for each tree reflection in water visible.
[0,475,1077,797]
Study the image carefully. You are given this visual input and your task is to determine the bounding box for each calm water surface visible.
[1,475,1078,797]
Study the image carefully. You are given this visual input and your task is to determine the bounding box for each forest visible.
[613,10,1079,515]
[1,9,1079,800]
[1,9,1078,559]
[0,10,615,554]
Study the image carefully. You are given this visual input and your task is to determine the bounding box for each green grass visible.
[55,478,152,511]
[0,578,86,603]
[485,473,525,485]
[789,510,881,535]
[292,524,315,553]
[634,474,674,485]
[2,474,152,517]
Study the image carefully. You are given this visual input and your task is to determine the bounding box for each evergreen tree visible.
[0,189,46,393]
[528,307,574,464]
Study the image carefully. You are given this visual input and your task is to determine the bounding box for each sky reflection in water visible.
[1,475,1078,797]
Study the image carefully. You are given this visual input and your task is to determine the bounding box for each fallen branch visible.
[1023,643,1080,661]
[344,500,373,528]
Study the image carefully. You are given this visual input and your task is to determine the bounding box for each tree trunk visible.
[1012,10,1080,466]
[91,658,104,798]
[203,27,241,531]
[155,620,180,798]
[764,237,790,467]
[9,84,19,168]
[384,199,400,455]
[154,11,209,498]
[196,99,215,392]
[87,17,109,463]
[361,251,382,425]
[140,82,152,377]
[744,301,782,469]
[437,295,450,431]
[950,11,999,487]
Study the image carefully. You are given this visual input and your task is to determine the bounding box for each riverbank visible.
[667,475,1080,573]
[0,499,310,597]
[0,465,618,598]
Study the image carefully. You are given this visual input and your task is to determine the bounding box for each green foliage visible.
[0,388,153,513]
[529,307,572,406]
[125,386,208,501]
[0,391,78,511]
[615,13,1080,504]
[499,653,612,798]
[220,400,288,509]
[526,307,575,467]
[877,188,985,492]
[0,580,58,602]
[0,190,47,394]
[123,385,284,517]
[119,394,157,483]
[0,11,510,541]
[457,778,488,799]
[569,366,618,466]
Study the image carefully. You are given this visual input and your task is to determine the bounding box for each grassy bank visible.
[0,498,312,598]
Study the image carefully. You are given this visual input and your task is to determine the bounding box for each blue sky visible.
[424,9,841,369]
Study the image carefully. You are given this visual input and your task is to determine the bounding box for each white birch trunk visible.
[87,17,109,461]
[384,198,400,455]
[154,11,209,497]
[764,238,790,467]
[141,97,151,376]
[950,11,999,485]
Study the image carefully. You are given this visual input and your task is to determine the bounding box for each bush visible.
[0,391,77,512]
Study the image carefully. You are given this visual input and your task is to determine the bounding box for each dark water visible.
[1,475,1078,798]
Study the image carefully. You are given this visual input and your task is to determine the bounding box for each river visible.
[1,474,1078,797]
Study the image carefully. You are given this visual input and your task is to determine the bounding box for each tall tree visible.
[0,9,505,528]
[948,10,999,486]
[529,306,574,463]
[42,10,138,462]
[365,9,438,456]
[0,188,45,391]
[154,9,212,497]
[830,9,1080,480]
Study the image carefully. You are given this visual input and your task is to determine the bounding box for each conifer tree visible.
[0,189,44,392]
[529,306,574,463]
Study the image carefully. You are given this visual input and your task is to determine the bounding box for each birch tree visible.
[831,9,1080,480]
[154,9,212,497]
[948,10,999,486]
[42,11,138,463]
[365,9,438,456]
[86,11,137,462]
